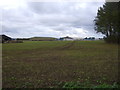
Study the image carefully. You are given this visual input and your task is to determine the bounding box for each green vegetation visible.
[58,81,119,88]
[94,2,120,43]
[29,37,56,41]
[2,41,119,88]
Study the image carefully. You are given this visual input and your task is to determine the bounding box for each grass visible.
[2,40,119,88]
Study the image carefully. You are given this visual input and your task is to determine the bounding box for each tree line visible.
[94,2,120,44]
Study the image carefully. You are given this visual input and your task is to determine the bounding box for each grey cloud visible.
[28,2,70,14]
[28,2,97,28]
[1,1,105,38]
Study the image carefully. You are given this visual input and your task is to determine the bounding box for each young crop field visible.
[2,41,119,88]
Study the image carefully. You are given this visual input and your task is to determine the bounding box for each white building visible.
[59,36,74,41]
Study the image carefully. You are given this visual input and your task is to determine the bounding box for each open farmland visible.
[2,41,119,88]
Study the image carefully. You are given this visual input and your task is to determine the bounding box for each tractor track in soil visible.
[57,41,76,50]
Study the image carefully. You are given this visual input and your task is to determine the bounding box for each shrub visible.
[104,35,120,44]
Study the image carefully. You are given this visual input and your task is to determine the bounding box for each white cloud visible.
[0,0,105,38]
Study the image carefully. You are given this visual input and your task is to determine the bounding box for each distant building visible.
[59,36,73,41]
[0,34,23,43]
[0,34,12,43]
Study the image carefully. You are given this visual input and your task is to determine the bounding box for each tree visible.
[94,2,120,43]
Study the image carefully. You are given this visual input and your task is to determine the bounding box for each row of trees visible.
[94,2,120,44]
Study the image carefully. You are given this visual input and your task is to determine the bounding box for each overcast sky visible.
[0,0,105,38]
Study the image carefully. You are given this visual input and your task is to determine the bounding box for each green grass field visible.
[2,40,119,88]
